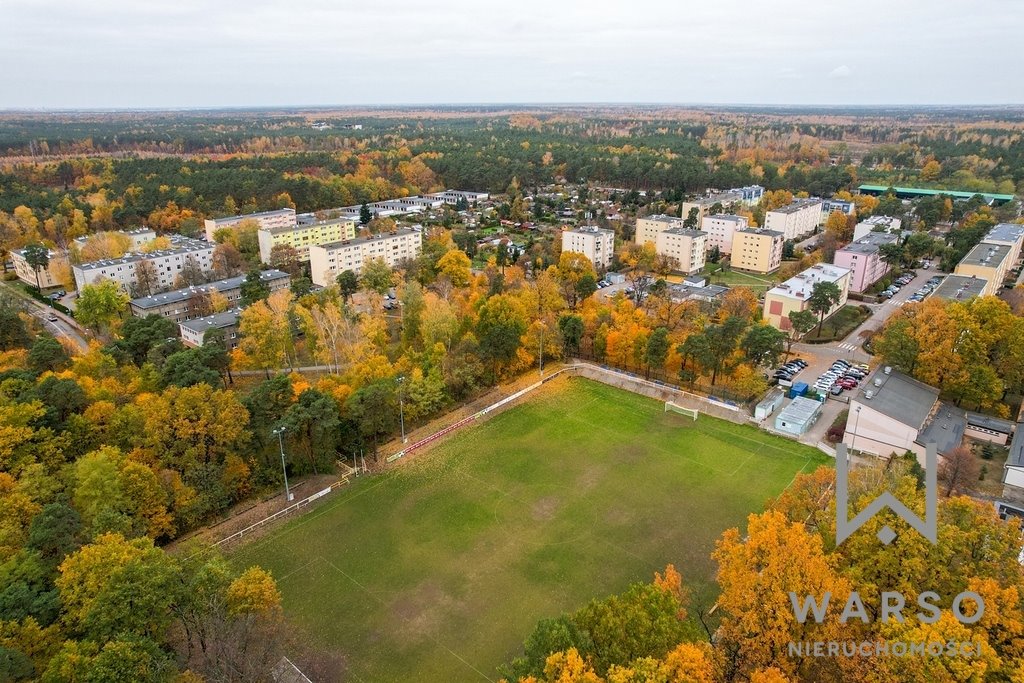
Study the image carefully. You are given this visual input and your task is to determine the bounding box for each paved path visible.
[0,281,89,352]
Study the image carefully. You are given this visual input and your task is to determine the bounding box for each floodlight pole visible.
[851,405,862,456]
[538,321,546,377]
[397,376,407,443]
[272,426,292,502]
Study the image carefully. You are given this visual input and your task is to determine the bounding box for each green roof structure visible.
[858,184,1015,203]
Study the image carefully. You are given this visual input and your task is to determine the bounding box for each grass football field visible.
[232,377,828,682]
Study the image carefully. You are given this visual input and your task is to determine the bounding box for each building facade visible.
[562,226,615,270]
[762,263,851,331]
[635,214,684,247]
[654,228,706,274]
[700,214,749,254]
[309,229,423,286]
[257,218,357,263]
[763,199,824,240]
[11,248,68,289]
[128,269,290,321]
[852,215,902,241]
[179,309,243,349]
[954,242,1011,296]
[72,236,215,293]
[203,208,296,242]
[982,223,1024,266]
[730,228,784,274]
[832,232,900,293]
[821,198,856,219]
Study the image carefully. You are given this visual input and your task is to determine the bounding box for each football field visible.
[233,377,828,681]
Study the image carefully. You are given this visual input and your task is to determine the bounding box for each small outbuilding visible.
[774,397,823,436]
[754,388,786,420]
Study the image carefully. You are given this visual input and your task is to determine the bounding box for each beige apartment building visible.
[730,228,784,274]
[11,248,69,289]
[309,229,423,286]
[204,208,296,242]
[700,214,748,254]
[257,217,357,263]
[654,228,706,274]
[982,223,1024,266]
[763,199,823,241]
[954,242,1011,296]
[762,263,851,331]
[635,214,683,247]
[128,269,290,321]
[562,226,615,269]
[72,236,215,294]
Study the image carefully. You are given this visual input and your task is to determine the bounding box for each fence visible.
[210,477,350,549]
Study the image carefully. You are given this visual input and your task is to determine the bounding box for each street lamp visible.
[272,426,293,502]
[538,321,547,377]
[851,405,862,455]
[397,376,407,443]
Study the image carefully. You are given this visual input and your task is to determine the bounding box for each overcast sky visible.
[2,0,1022,109]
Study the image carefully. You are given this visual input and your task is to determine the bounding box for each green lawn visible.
[702,265,778,290]
[233,378,827,682]
[803,304,871,342]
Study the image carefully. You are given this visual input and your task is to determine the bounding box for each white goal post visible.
[664,401,698,420]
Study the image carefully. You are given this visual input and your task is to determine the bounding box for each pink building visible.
[832,232,899,293]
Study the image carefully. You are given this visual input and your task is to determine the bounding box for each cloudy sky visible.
[3,0,1021,109]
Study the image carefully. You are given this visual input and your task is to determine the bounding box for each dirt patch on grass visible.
[390,580,461,638]
[531,495,561,520]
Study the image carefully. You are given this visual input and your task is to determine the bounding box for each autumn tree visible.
[75,280,129,332]
[336,270,359,302]
[436,249,472,287]
[939,446,979,496]
[360,258,395,294]
[476,294,528,376]
[21,244,50,293]
[807,280,842,335]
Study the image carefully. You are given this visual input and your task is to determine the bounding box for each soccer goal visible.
[664,401,698,421]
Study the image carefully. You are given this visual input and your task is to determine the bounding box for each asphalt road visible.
[1,282,89,352]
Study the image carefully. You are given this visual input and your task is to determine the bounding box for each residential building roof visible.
[317,228,421,251]
[767,263,850,300]
[965,411,1015,435]
[663,227,705,238]
[918,403,966,455]
[768,199,823,214]
[857,184,1014,203]
[1009,424,1024,468]
[179,308,242,335]
[930,275,988,302]
[74,236,211,272]
[836,232,900,255]
[777,397,822,424]
[565,225,614,236]
[984,223,1024,244]
[207,208,295,224]
[737,227,784,238]
[261,217,354,235]
[129,269,289,310]
[960,242,1011,268]
[705,214,747,223]
[641,214,683,224]
[856,368,938,431]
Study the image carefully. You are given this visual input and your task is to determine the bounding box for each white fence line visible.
[211,478,349,549]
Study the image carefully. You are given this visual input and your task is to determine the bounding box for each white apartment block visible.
[700,214,749,255]
[654,228,706,275]
[428,190,490,205]
[763,199,824,241]
[562,226,615,270]
[73,227,157,252]
[72,236,215,293]
[203,208,297,242]
[635,214,684,246]
[257,218,357,263]
[853,215,902,241]
[309,229,424,286]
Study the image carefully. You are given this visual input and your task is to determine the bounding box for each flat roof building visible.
[11,247,69,290]
[954,242,1011,296]
[763,199,824,241]
[853,215,902,241]
[128,269,290,321]
[731,228,784,274]
[775,397,823,436]
[635,214,683,247]
[562,225,615,270]
[309,229,423,286]
[654,228,706,275]
[832,232,900,293]
[204,208,297,242]
[179,309,243,349]
[700,214,748,255]
[72,235,215,294]
[982,223,1024,266]
[257,217,357,263]
[929,274,988,302]
[763,263,851,332]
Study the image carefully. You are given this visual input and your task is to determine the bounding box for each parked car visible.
[830,385,844,396]
[46,313,59,322]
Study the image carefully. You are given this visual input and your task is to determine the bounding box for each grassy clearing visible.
[702,265,777,290]
[803,305,871,342]
[233,377,827,682]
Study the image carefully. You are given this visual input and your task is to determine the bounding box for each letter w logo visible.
[835,442,937,545]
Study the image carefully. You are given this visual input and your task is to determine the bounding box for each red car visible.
[838,378,858,389]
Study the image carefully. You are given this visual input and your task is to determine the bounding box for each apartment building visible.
[679,185,763,223]
[982,223,1024,266]
[654,228,706,275]
[821,198,856,219]
[832,232,900,293]
[10,247,68,289]
[72,227,157,252]
[762,263,851,331]
[179,309,243,349]
[730,228,784,274]
[635,214,683,246]
[561,226,615,270]
[257,217,357,263]
[309,229,423,286]
[72,236,215,293]
[763,199,824,240]
[203,208,296,242]
[700,214,749,254]
[428,190,490,205]
[853,215,902,241]
[128,269,290,321]
[954,242,1011,296]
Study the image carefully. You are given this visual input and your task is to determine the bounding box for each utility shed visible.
[775,397,823,436]
[755,388,786,420]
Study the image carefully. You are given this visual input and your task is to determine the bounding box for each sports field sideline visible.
[233,376,828,681]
